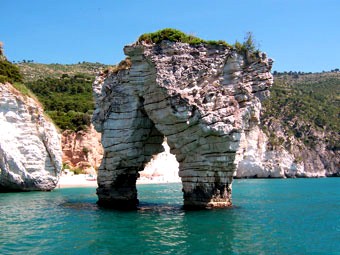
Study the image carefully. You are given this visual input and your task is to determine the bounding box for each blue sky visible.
[1,0,339,72]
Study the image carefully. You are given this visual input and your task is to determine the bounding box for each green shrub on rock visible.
[138,28,232,47]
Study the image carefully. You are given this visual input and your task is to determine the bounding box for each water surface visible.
[0,178,339,254]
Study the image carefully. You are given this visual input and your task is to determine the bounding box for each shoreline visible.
[56,174,339,189]
[57,174,97,188]
[57,174,181,188]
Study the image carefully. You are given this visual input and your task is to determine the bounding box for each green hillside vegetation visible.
[262,72,340,151]
[15,61,110,131]
[0,46,39,100]
[0,57,101,132]
[0,59,23,84]
[17,61,107,82]
[25,74,94,131]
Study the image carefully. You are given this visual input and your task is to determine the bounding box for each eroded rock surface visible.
[62,125,103,172]
[0,83,62,191]
[92,41,273,209]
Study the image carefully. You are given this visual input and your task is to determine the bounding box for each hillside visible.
[261,71,339,176]
[17,62,108,82]
[263,72,339,150]
[16,62,109,131]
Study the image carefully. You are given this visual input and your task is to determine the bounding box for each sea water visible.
[0,178,339,255]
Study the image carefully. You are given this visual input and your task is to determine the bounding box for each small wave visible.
[137,202,183,213]
[59,201,99,211]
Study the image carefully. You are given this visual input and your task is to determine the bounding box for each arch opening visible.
[138,138,180,185]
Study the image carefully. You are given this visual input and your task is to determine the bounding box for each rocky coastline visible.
[0,34,338,195]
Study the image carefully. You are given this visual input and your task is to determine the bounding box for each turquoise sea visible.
[0,178,339,255]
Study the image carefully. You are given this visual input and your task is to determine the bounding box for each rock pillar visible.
[92,40,273,209]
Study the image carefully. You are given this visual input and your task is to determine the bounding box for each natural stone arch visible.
[93,87,165,209]
[92,40,273,209]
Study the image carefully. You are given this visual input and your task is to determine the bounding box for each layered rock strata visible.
[0,83,62,191]
[92,41,273,209]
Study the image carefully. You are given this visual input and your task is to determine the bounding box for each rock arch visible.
[92,41,273,209]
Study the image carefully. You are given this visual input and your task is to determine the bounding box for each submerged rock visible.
[92,39,273,209]
[0,82,62,191]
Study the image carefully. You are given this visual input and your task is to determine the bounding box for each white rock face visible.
[0,83,62,191]
[235,125,330,178]
[235,126,303,178]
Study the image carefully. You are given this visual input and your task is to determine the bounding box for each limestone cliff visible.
[92,37,273,209]
[236,72,340,178]
[0,82,62,191]
[61,125,103,171]
[236,126,306,178]
[236,117,339,178]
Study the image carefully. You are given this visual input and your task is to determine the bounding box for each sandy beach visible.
[57,174,98,188]
[57,174,181,188]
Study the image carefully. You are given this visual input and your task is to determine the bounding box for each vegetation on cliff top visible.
[138,28,230,47]
[138,28,260,65]
[138,28,258,54]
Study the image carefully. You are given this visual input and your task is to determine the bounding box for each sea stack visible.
[92,29,273,209]
[0,82,63,191]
